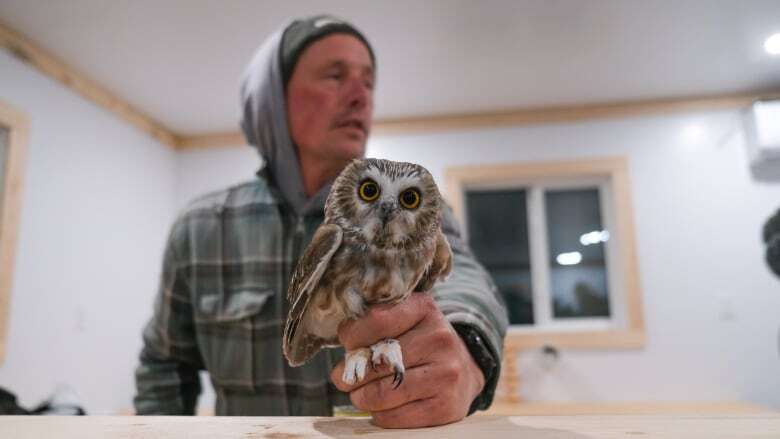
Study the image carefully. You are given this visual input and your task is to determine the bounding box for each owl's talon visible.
[343,348,372,385]
[370,338,405,390]
[392,370,404,389]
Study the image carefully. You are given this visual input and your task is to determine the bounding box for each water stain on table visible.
[312,417,593,438]
[261,433,304,439]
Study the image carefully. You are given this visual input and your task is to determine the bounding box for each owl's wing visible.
[283,223,343,366]
[414,230,453,293]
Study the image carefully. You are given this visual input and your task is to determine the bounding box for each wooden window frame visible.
[445,156,645,351]
[0,99,29,365]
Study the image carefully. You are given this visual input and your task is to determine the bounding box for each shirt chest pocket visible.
[193,283,282,390]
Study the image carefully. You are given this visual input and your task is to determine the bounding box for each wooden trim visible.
[612,163,645,334]
[0,99,29,365]
[504,329,645,351]
[446,157,628,188]
[0,20,180,148]
[178,91,780,149]
[445,157,645,351]
[495,346,521,404]
[177,132,246,150]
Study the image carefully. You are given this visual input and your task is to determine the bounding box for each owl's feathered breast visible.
[326,228,438,309]
[293,227,437,350]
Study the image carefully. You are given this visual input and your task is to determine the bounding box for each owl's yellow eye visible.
[358,180,380,202]
[399,188,421,209]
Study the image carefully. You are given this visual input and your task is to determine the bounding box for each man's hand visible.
[330,293,485,428]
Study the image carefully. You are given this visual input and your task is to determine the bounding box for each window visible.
[0,100,29,364]
[446,157,645,350]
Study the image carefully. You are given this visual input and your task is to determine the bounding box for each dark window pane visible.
[465,189,533,324]
[545,188,610,318]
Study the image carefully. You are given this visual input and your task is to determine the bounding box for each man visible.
[134,15,508,428]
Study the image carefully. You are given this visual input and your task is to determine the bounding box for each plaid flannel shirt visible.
[134,173,508,416]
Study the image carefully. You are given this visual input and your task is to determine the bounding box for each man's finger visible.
[348,364,439,413]
[337,292,436,351]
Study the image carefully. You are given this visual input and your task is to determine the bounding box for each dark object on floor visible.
[763,208,780,277]
[28,399,86,416]
[0,386,86,415]
[0,387,30,415]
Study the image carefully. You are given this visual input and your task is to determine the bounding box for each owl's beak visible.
[379,200,396,224]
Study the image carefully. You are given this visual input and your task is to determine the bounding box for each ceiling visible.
[1,0,780,136]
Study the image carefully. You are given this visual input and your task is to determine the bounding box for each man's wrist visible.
[451,323,499,415]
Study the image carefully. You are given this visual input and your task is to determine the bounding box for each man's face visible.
[286,34,375,167]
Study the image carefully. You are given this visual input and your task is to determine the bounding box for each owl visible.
[283,158,453,388]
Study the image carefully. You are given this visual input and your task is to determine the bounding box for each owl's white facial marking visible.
[324,158,442,250]
[355,168,421,245]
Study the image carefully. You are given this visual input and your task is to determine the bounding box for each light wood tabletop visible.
[483,401,778,416]
[1,414,779,438]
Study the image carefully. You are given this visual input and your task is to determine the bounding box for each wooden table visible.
[484,401,777,416]
[2,414,779,438]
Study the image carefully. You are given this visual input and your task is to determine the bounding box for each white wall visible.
[175,146,260,210]
[0,51,178,414]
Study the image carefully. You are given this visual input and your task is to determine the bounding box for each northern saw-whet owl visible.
[283,158,453,388]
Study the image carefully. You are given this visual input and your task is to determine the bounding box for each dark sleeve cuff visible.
[452,323,500,415]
